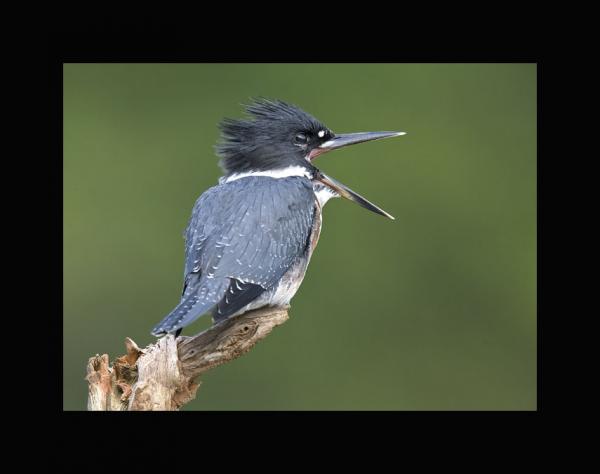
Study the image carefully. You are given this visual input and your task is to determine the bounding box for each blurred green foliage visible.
[64,64,536,410]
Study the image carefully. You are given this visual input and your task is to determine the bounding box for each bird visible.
[151,98,405,337]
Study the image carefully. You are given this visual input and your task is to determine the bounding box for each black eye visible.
[294,132,308,144]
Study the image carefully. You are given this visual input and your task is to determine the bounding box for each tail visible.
[151,280,228,336]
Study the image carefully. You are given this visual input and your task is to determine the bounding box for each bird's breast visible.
[309,196,323,255]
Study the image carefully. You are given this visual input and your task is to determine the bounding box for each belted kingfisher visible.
[151,99,405,337]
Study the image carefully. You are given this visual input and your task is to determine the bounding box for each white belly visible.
[263,256,311,306]
[235,257,311,315]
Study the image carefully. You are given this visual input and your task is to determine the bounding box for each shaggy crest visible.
[216,98,326,174]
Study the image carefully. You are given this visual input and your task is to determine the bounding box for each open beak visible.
[309,131,405,160]
[315,171,395,220]
[309,130,405,220]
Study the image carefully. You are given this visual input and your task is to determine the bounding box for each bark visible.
[85,306,289,411]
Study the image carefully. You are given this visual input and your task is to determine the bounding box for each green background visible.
[64,64,536,410]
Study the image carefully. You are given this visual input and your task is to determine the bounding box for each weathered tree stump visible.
[86,306,289,411]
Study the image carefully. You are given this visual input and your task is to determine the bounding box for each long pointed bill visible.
[309,131,405,160]
[315,171,395,220]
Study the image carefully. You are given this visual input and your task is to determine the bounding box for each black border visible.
[50,36,540,421]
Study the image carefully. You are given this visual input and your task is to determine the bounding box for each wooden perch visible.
[86,306,289,411]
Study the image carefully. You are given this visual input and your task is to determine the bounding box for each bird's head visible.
[216,98,405,219]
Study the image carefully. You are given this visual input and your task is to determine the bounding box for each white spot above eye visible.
[318,130,325,138]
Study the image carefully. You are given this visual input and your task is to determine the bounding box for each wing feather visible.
[183,175,315,293]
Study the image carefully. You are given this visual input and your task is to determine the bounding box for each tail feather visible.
[151,280,228,336]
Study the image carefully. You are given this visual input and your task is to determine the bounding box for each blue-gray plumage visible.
[151,176,315,335]
[151,99,404,336]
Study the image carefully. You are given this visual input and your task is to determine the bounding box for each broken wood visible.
[85,306,289,411]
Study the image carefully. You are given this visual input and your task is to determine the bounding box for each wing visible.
[183,175,316,298]
[152,175,316,335]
